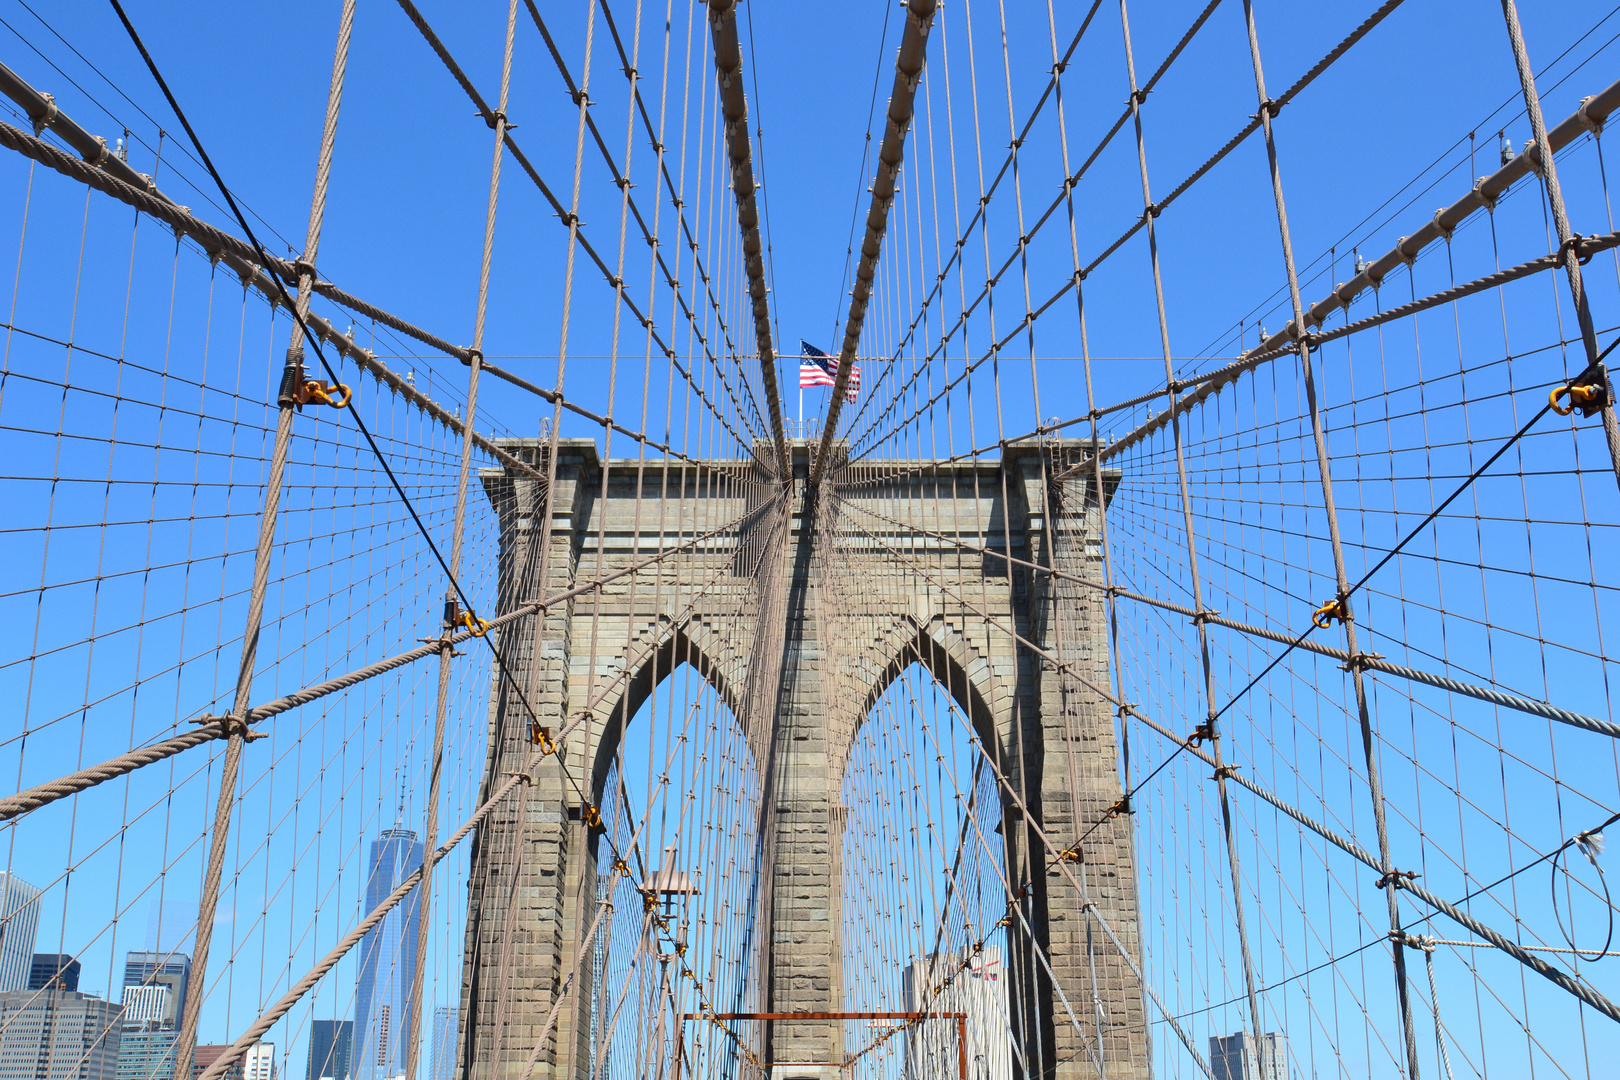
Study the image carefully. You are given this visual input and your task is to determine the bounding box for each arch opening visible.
[587,659,764,1080]
[840,660,1017,1080]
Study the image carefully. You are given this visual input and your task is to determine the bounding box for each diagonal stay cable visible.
[104,0,550,731]
[1210,339,1619,726]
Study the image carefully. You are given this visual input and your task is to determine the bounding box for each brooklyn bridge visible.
[0,1,1616,1078]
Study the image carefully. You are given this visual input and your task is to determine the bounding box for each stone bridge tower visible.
[457,438,1145,1080]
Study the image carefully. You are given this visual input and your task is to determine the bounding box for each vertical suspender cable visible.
[1236,2,1423,1075]
[1499,0,1620,492]
[173,5,357,1078]
[1117,0,1266,1042]
[403,5,521,1080]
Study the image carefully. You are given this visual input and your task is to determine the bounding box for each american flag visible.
[800,341,859,402]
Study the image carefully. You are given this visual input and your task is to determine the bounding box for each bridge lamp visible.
[640,844,701,955]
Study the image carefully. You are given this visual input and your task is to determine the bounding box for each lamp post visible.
[641,846,700,1080]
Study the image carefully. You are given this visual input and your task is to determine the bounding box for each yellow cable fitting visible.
[295,378,352,409]
[1312,597,1347,630]
[455,609,491,637]
[611,857,629,876]
[580,802,601,828]
[1550,380,1609,417]
[529,722,557,754]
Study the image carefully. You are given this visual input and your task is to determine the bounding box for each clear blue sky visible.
[3,3,1620,1080]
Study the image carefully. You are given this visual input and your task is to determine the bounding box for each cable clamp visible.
[461,347,482,368]
[1257,98,1282,119]
[1550,375,1611,418]
[293,379,352,410]
[580,802,602,829]
[1376,868,1420,890]
[1104,794,1132,819]
[1059,843,1083,864]
[1142,202,1162,220]
[1389,930,1432,950]
[529,722,558,755]
[1312,597,1349,630]
[1191,608,1220,626]
[454,609,491,637]
[291,258,318,284]
[1558,232,1598,266]
[995,915,1012,928]
[277,347,306,408]
[32,93,57,137]
[1211,764,1241,781]
[1578,95,1606,136]
[1433,208,1455,243]
[481,109,513,131]
[1340,651,1385,673]
[197,714,267,742]
[1185,720,1215,748]
[611,857,630,876]
[1128,87,1150,106]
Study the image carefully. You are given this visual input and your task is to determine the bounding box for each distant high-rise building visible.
[121,953,191,1032]
[0,873,42,993]
[0,988,121,1080]
[902,947,1011,1080]
[429,1008,457,1080]
[353,829,422,1080]
[241,1045,275,1080]
[191,1047,242,1080]
[116,1031,178,1080]
[305,1021,351,1080]
[1210,1032,1288,1080]
[28,954,79,993]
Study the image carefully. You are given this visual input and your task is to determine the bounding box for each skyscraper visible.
[428,1008,456,1080]
[115,952,191,1080]
[28,955,79,993]
[902,948,1011,1080]
[1210,1032,1288,1080]
[0,873,42,993]
[117,1033,178,1080]
[352,830,422,1080]
[305,1021,351,1080]
[120,954,191,1031]
[242,1044,275,1080]
[0,988,121,1080]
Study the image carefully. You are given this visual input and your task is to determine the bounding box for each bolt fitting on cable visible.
[461,347,482,369]
[1376,868,1420,890]
[277,346,306,408]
